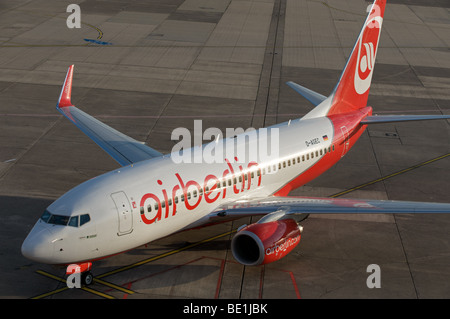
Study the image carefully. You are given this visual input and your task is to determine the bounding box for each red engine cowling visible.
[231,219,302,266]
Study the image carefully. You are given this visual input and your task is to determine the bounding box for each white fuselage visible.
[22,116,341,264]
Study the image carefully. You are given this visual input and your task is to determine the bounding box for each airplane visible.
[22,0,450,286]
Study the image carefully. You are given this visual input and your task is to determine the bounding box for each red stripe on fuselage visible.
[273,107,372,196]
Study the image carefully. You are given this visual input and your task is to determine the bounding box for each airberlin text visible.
[265,235,300,257]
[140,158,262,225]
[183,302,268,316]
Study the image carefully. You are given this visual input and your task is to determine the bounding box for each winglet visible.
[57,65,74,108]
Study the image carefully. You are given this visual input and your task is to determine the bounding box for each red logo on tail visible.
[354,15,382,95]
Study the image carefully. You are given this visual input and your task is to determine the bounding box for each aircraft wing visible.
[186,196,450,229]
[56,65,163,166]
[216,196,450,215]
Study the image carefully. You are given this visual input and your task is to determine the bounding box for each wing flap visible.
[57,65,163,166]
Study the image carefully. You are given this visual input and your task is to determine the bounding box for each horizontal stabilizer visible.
[361,114,450,125]
[286,81,327,106]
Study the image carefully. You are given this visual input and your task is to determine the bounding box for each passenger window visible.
[311,152,314,159]
[161,201,166,208]
[315,151,319,157]
[193,190,197,197]
[147,205,152,212]
[80,214,90,226]
[302,155,305,162]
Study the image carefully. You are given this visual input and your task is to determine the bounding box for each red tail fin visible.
[327,0,386,116]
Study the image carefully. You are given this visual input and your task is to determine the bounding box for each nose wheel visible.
[66,262,94,287]
[81,271,94,286]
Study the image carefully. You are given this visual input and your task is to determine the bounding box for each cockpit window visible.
[40,210,90,227]
[68,215,79,227]
[80,214,90,226]
[40,210,51,223]
[48,214,70,226]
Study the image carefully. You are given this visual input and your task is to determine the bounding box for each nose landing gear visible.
[66,262,94,287]
[81,270,94,286]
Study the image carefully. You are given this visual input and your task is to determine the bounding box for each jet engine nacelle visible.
[231,219,302,266]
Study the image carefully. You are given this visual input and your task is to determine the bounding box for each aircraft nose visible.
[21,222,54,263]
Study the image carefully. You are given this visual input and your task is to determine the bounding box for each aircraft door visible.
[111,191,133,235]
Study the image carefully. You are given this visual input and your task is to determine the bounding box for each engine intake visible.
[231,219,302,266]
